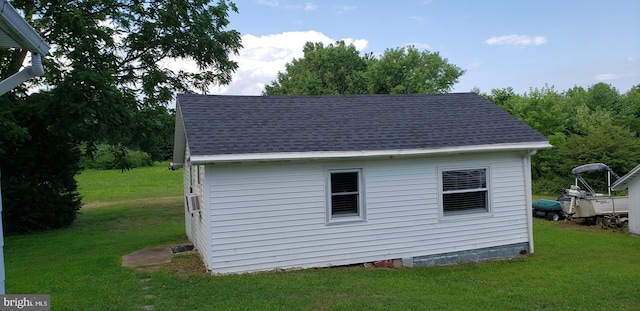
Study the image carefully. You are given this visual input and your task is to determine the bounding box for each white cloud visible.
[283,2,318,10]
[343,38,368,52]
[185,31,368,95]
[485,34,547,46]
[594,74,621,81]
[628,56,637,62]
[256,0,279,7]
[256,1,317,11]
[407,42,432,50]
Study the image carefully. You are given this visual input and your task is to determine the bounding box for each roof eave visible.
[611,163,640,191]
[0,0,50,54]
[171,102,187,167]
[189,141,552,164]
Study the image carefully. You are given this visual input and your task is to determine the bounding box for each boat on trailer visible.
[533,163,628,224]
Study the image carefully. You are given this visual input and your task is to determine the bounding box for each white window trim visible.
[325,168,366,224]
[438,165,493,220]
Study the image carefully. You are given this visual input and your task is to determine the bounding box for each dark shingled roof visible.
[177,93,548,156]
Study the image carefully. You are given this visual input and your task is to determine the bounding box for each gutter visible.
[0,0,50,53]
[189,141,553,165]
[0,0,50,95]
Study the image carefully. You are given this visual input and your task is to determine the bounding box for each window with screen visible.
[441,168,489,216]
[327,169,364,222]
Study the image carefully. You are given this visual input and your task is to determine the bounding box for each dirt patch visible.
[134,252,208,277]
[553,219,628,234]
[125,239,208,277]
[161,252,209,277]
[82,196,182,209]
[122,247,173,267]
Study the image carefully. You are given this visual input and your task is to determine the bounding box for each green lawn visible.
[75,163,183,203]
[4,165,640,310]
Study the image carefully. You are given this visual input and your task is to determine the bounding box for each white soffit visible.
[0,28,20,48]
[0,0,50,54]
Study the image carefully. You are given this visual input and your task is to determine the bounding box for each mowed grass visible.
[4,165,640,310]
[76,162,183,203]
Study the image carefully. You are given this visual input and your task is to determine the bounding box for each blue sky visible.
[200,0,640,95]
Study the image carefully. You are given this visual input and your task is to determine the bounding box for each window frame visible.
[325,168,366,224]
[438,166,492,219]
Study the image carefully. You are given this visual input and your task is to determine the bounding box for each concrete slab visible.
[122,247,173,267]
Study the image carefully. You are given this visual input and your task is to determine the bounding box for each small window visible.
[441,168,489,216]
[327,169,364,222]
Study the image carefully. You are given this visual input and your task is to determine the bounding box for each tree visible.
[485,86,572,192]
[484,84,640,194]
[616,84,640,135]
[366,46,465,94]
[263,41,370,95]
[1,93,81,232]
[0,0,242,233]
[585,82,621,112]
[263,42,465,96]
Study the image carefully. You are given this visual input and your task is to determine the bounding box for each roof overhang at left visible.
[170,102,186,170]
[0,0,50,54]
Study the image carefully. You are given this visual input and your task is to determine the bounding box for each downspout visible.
[0,51,44,95]
[523,150,537,254]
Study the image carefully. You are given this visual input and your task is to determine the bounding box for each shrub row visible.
[80,144,153,170]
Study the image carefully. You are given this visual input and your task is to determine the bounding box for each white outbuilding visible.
[171,93,551,274]
[612,164,640,235]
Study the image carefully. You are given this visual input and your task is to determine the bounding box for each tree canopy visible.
[264,41,370,95]
[484,83,640,193]
[263,40,640,195]
[0,0,242,233]
[263,41,465,96]
[366,46,464,94]
[1,1,636,232]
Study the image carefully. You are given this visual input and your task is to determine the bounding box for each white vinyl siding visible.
[183,146,192,241]
[201,152,529,274]
[182,145,211,269]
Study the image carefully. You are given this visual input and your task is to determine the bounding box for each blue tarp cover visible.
[571,163,612,175]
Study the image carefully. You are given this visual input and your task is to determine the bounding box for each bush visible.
[80,144,153,170]
[1,94,82,233]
